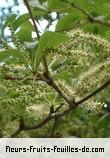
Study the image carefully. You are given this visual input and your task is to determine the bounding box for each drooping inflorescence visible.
[49,29,110,112]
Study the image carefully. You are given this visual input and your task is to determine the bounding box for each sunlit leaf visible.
[34,31,69,72]
[0,49,26,63]
[56,14,81,31]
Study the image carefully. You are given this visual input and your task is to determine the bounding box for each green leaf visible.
[34,31,69,72]
[56,14,81,31]
[12,14,30,31]
[0,49,26,63]
[39,0,47,3]
[13,104,26,118]
[3,14,17,28]
[55,70,72,84]
[15,21,33,42]
[32,9,47,17]
[29,0,47,10]
[12,10,46,31]
[105,31,110,41]
[48,0,68,10]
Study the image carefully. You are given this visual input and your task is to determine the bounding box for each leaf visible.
[56,14,81,31]
[48,0,68,10]
[29,0,46,9]
[15,21,33,42]
[3,14,17,28]
[55,70,72,84]
[0,49,26,63]
[105,31,110,41]
[34,31,69,72]
[32,9,47,17]
[39,0,47,3]
[12,10,46,31]
[13,104,26,118]
[12,14,30,31]
[16,28,32,42]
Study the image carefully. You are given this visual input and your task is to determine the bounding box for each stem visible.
[73,3,110,27]
[23,0,49,75]
[43,56,49,77]
[23,0,40,39]
[76,79,110,105]
[4,74,42,81]
[44,76,72,105]
[11,118,25,137]
[63,0,110,28]
[23,113,52,131]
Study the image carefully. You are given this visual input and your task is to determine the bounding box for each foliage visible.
[0,0,110,137]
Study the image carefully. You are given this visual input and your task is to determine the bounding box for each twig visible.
[11,117,25,137]
[23,0,49,75]
[43,75,72,105]
[76,79,110,105]
[4,74,42,81]
[23,109,53,131]
[71,2,110,27]
[43,56,49,77]
[23,0,40,39]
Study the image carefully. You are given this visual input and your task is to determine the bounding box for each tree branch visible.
[23,0,49,76]
[71,2,110,27]
[63,0,110,28]
[11,117,25,137]
[4,74,42,81]
[55,79,110,118]
[43,75,72,105]
[43,56,50,78]
[76,79,110,105]
[10,78,110,136]
[23,0,40,39]
[17,107,54,131]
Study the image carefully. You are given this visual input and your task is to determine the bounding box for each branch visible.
[63,0,110,28]
[12,107,53,133]
[4,74,42,81]
[23,0,49,76]
[4,73,70,108]
[43,75,72,105]
[43,56,50,77]
[76,79,110,105]
[23,0,40,39]
[11,117,25,137]
[71,2,110,27]
[10,78,110,136]
[55,79,110,117]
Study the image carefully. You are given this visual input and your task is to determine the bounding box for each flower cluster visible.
[49,29,110,111]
